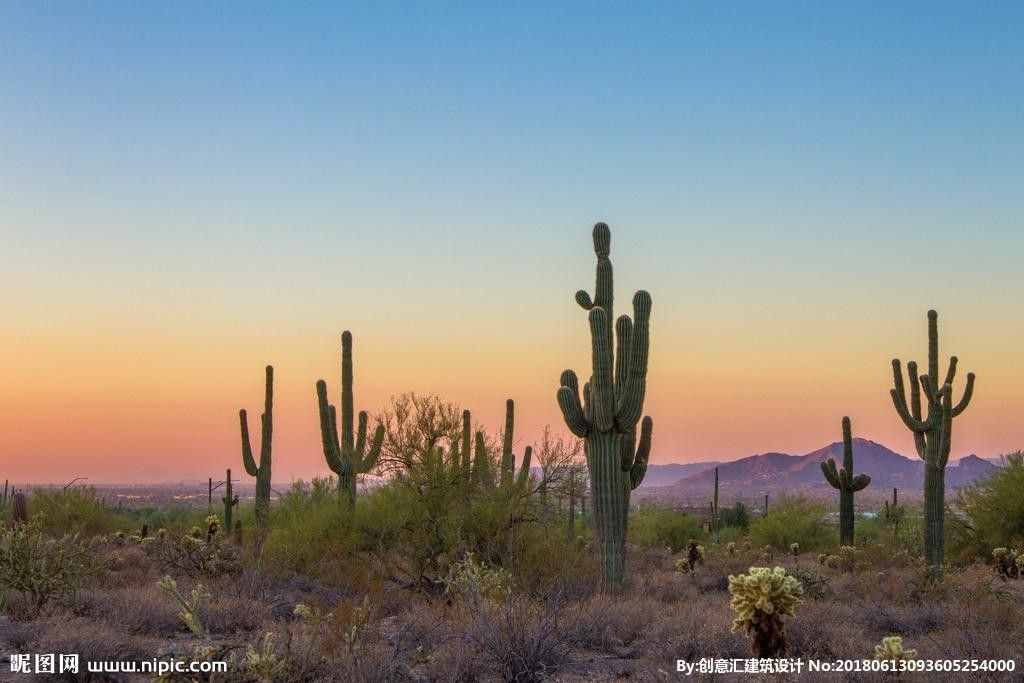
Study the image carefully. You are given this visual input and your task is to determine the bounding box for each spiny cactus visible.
[222,468,239,532]
[11,491,27,525]
[498,399,533,491]
[789,542,800,557]
[316,332,384,508]
[992,547,1021,580]
[687,539,705,567]
[728,566,803,657]
[890,310,975,578]
[821,417,871,545]
[240,365,274,528]
[874,635,917,662]
[557,222,653,587]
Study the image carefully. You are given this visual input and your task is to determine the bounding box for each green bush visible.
[28,487,130,537]
[952,452,1024,560]
[749,495,832,552]
[260,479,359,580]
[628,506,706,553]
[718,502,750,530]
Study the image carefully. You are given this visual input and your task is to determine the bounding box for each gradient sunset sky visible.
[2,4,1023,483]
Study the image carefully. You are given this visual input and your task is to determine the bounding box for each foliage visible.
[28,487,129,537]
[717,502,750,530]
[146,527,241,578]
[443,552,512,605]
[628,506,705,554]
[0,517,97,612]
[954,452,1024,559]
[749,496,832,552]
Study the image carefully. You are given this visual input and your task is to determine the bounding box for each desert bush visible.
[749,495,832,552]
[260,479,360,581]
[29,487,130,537]
[628,506,706,553]
[147,528,241,578]
[0,517,97,612]
[953,452,1024,560]
[461,595,572,683]
[443,552,512,605]
[718,502,750,530]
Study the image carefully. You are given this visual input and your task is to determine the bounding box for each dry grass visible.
[3,537,1024,681]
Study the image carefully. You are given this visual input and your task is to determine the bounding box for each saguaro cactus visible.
[821,417,870,545]
[712,467,720,541]
[222,469,239,532]
[557,222,653,587]
[240,365,274,528]
[316,331,384,508]
[499,399,533,490]
[889,310,975,577]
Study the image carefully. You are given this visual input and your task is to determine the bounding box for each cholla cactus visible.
[674,558,691,574]
[817,553,828,565]
[874,635,917,662]
[726,542,737,556]
[728,567,804,657]
[442,552,512,605]
[790,543,800,557]
[158,575,209,637]
[243,632,287,682]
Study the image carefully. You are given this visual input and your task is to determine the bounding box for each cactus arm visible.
[516,446,533,488]
[952,372,975,417]
[239,410,260,477]
[360,422,384,473]
[615,291,652,427]
[588,308,616,431]
[927,309,939,386]
[851,473,871,491]
[614,315,632,395]
[629,416,652,489]
[944,355,958,386]
[583,381,593,421]
[557,386,591,437]
[938,384,954,466]
[821,459,841,488]
[316,381,343,474]
[501,399,515,485]
[575,222,613,314]
[890,361,929,434]
[354,410,368,459]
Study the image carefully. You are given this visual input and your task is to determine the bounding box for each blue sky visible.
[2,3,1023,480]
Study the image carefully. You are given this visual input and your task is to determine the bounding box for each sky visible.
[2,3,1023,483]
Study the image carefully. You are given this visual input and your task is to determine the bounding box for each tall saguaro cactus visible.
[712,467,720,541]
[821,417,870,545]
[889,310,975,577]
[499,399,533,490]
[557,222,653,587]
[222,468,239,532]
[240,365,273,528]
[316,331,384,508]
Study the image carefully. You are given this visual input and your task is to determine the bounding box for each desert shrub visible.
[146,528,241,578]
[461,595,572,683]
[952,452,1024,560]
[718,502,750,530]
[0,518,98,612]
[443,552,512,605]
[749,495,832,552]
[628,506,706,553]
[261,479,360,580]
[28,487,129,537]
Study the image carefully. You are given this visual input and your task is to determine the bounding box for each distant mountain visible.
[637,461,722,487]
[636,438,999,504]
